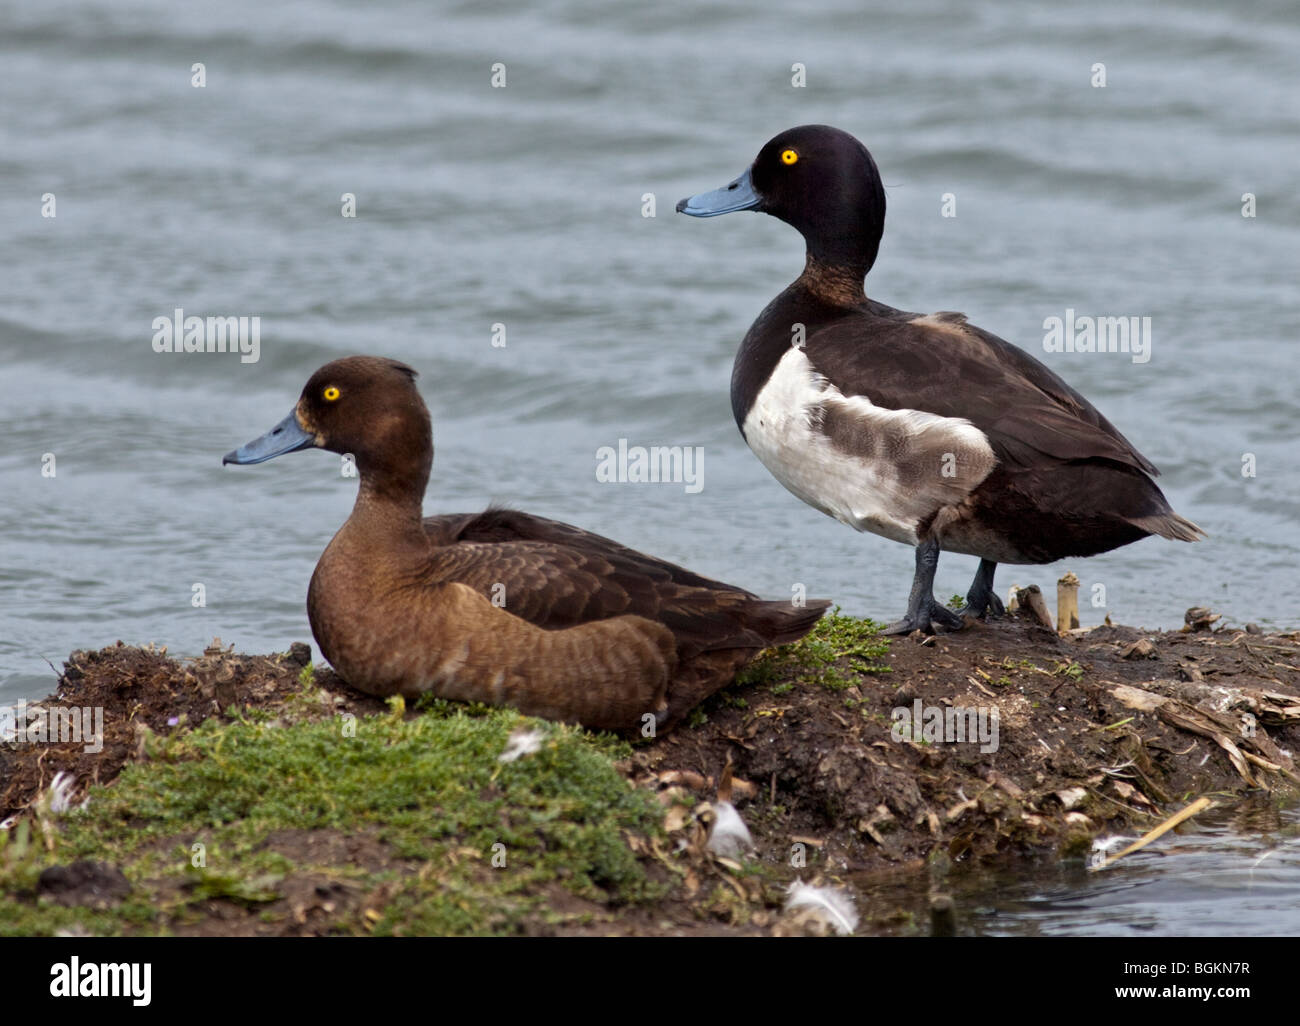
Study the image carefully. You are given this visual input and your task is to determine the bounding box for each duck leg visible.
[959,558,1004,619]
[883,539,965,635]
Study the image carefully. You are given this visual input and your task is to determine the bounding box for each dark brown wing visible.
[422,508,827,656]
[804,311,1160,475]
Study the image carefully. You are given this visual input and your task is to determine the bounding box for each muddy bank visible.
[1,610,1297,936]
[639,615,1299,877]
[1,641,384,824]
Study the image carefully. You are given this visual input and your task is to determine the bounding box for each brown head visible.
[223,355,433,506]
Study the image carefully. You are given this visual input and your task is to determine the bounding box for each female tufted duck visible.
[677,125,1202,635]
[224,356,828,729]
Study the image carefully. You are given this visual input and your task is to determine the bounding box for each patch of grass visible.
[185,865,285,904]
[1,704,665,936]
[0,820,42,894]
[737,609,891,692]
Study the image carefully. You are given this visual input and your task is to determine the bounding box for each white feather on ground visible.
[498,727,547,763]
[707,801,754,858]
[784,881,860,936]
[46,771,85,814]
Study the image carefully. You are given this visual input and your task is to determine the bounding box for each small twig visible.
[1224,635,1300,654]
[43,657,69,689]
[1085,786,1158,819]
[1242,751,1300,787]
[1091,796,1213,870]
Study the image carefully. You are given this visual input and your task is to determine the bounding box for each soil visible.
[2,610,1298,936]
[1,640,385,823]
[637,616,1300,873]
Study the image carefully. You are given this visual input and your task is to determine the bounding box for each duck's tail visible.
[1131,511,1206,543]
[746,598,832,645]
[658,599,830,730]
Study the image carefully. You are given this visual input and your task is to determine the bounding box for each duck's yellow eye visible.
[781,149,799,165]
[323,386,340,402]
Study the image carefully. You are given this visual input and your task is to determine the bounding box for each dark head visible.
[676,125,887,277]
[223,356,432,504]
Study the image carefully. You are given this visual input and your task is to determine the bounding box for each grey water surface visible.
[1,0,1297,934]
[859,798,1300,936]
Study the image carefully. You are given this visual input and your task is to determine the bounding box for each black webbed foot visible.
[884,539,970,635]
[958,559,1004,621]
[884,598,966,636]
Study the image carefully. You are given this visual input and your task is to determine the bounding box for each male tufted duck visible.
[677,125,1202,635]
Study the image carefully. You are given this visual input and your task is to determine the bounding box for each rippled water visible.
[854,798,1300,936]
[1,0,1297,933]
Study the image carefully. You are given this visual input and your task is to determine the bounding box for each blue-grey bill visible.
[223,409,315,465]
[675,167,760,217]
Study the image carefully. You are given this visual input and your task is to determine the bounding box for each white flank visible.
[741,347,996,544]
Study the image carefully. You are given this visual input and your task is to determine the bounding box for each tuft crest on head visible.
[749,125,886,267]
[383,358,418,382]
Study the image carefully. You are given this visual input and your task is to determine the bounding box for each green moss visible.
[1059,830,1095,858]
[737,609,891,692]
[1,704,665,936]
[0,820,41,895]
